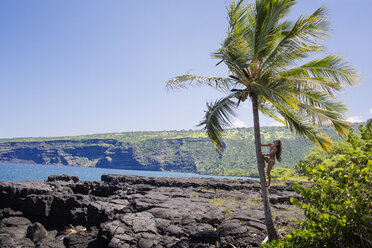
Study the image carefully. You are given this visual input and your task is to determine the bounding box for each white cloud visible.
[346,116,364,123]
[268,121,285,127]
[233,119,248,128]
[369,109,372,115]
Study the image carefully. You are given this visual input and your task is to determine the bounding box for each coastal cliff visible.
[0,175,304,248]
[0,126,338,173]
[0,138,197,172]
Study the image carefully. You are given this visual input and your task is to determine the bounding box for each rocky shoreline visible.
[0,175,304,248]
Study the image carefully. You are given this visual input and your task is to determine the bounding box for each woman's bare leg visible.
[262,156,270,168]
[267,161,275,188]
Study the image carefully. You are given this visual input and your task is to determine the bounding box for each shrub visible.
[263,120,372,248]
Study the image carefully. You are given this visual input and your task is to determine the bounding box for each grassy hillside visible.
[0,126,344,176]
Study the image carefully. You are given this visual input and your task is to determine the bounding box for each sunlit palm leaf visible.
[294,89,347,113]
[277,107,333,152]
[298,103,351,136]
[262,7,329,72]
[254,0,297,58]
[284,77,343,97]
[213,32,252,81]
[258,102,286,126]
[280,55,359,86]
[253,82,298,109]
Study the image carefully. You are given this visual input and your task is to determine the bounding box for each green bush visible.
[263,120,372,248]
[270,168,307,181]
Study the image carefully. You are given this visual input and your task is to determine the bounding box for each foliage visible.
[263,121,372,247]
[270,168,307,182]
[210,198,228,207]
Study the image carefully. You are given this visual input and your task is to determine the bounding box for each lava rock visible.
[15,237,35,248]
[171,239,189,248]
[121,212,157,234]
[47,175,79,183]
[0,216,32,240]
[0,208,23,219]
[217,221,248,238]
[190,230,218,244]
[0,233,17,248]
[36,238,65,248]
[36,230,64,248]
[26,222,48,243]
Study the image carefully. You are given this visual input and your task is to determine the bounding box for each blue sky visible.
[1,0,371,138]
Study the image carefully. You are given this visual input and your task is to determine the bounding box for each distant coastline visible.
[0,126,347,176]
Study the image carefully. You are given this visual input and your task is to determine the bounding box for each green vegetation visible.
[222,208,234,214]
[210,198,227,207]
[189,192,199,198]
[283,217,298,223]
[270,168,307,182]
[245,199,262,205]
[263,121,372,247]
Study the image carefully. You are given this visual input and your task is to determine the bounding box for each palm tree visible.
[166,0,358,241]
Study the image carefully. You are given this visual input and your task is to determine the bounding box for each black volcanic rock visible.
[190,230,218,243]
[0,208,23,219]
[0,233,17,248]
[26,222,48,243]
[48,175,79,183]
[218,221,248,237]
[0,217,31,238]
[0,175,304,248]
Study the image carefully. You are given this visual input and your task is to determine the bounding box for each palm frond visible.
[259,102,286,125]
[270,76,352,138]
[252,82,298,110]
[198,95,238,155]
[298,103,351,137]
[213,36,252,80]
[230,1,256,57]
[283,77,343,97]
[254,0,297,59]
[280,55,359,86]
[262,7,329,73]
[213,1,255,77]
[166,74,235,93]
[294,89,346,111]
[277,107,333,152]
[227,0,250,35]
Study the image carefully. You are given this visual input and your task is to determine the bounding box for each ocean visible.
[0,162,253,182]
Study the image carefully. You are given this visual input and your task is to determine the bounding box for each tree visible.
[167,0,358,241]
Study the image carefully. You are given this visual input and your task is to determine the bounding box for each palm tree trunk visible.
[251,94,279,241]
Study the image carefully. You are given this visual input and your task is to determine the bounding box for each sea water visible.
[0,162,253,182]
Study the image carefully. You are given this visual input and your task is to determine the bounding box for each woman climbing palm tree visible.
[260,140,282,188]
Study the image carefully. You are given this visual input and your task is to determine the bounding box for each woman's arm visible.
[260,144,271,147]
[255,141,271,147]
